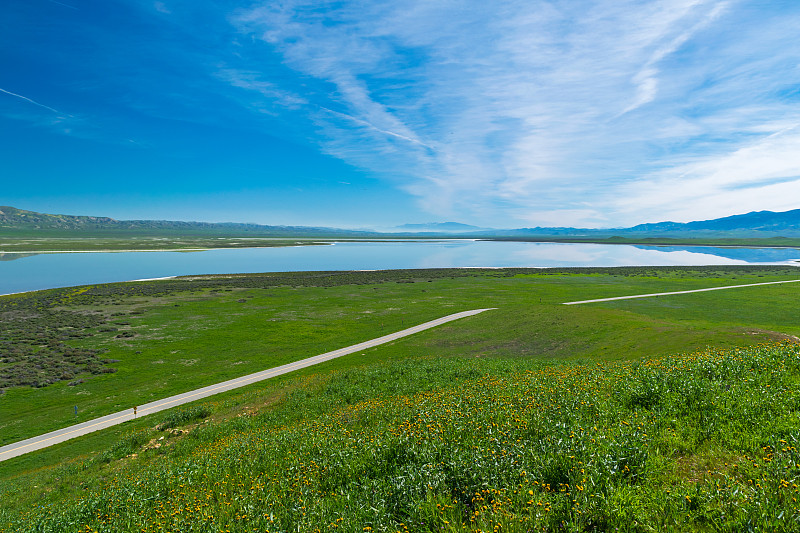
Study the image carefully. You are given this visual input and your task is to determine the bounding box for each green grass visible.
[4,233,800,252]
[2,267,799,446]
[2,342,800,531]
[2,266,800,531]
[0,272,777,427]
[0,236,329,252]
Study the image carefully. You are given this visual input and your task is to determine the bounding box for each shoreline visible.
[2,236,800,254]
[0,248,212,254]
[3,263,799,299]
[0,241,452,254]
[0,276,179,298]
[0,243,333,254]
[476,238,800,250]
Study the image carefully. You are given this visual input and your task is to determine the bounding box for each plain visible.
[1,266,800,531]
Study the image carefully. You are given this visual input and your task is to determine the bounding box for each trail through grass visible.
[2,267,798,446]
[2,342,800,531]
[2,266,800,532]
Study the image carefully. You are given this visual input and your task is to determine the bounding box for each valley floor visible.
[1,266,800,531]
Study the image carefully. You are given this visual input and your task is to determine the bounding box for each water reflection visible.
[505,242,755,267]
[634,245,800,264]
[0,253,39,262]
[1,240,797,295]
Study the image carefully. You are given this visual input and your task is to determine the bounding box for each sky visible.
[2,0,800,229]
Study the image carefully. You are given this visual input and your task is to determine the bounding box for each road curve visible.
[0,308,496,462]
[562,279,800,305]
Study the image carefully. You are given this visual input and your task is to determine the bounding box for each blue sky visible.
[2,0,800,229]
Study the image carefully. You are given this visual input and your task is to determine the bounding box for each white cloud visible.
[227,0,800,227]
[613,124,800,223]
[619,1,730,115]
[216,68,308,110]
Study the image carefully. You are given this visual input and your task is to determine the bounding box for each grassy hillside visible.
[3,266,799,445]
[5,205,800,248]
[0,206,375,238]
[2,342,800,531]
[0,236,330,253]
[1,267,800,531]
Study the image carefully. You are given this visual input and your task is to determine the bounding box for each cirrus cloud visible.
[223,0,800,227]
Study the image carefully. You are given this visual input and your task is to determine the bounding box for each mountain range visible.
[0,206,375,237]
[485,209,800,238]
[391,222,488,233]
[2,205,800,239]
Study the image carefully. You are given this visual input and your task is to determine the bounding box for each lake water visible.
[1,240,799,295]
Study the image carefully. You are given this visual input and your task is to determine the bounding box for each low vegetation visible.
[3,235,800,254]
[0,236,330,253]
[2,266,800,531]
[2,341,800,531]
[0,289,111,390]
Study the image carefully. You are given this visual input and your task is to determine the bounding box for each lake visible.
[1,239,799,295]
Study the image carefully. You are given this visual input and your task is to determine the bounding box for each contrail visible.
[0,87,65,115]
[321,106,433,149]
[48,0,79,9]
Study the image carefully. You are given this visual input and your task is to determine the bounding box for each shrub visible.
[156,405,212,431]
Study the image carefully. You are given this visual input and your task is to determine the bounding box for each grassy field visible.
[4,235,800,254]
[1,266,800,531]
[3,266,799,446]
[0,236,334,253]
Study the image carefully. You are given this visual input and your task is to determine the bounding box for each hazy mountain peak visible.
[393,222,488,233]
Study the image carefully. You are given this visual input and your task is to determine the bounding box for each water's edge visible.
[1,240,798,296]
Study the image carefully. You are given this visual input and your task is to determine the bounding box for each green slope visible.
[2,267,800,531]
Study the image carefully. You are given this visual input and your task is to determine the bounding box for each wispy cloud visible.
[48,0,78,10]
[224,0,800,226]
[216,68,308,111]
[153,2,170,14]
[618,1,731,116]
[613,123,800,223]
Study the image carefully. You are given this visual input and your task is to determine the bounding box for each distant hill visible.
[628,209,800,234]
[0,206,117,231]
[0,206,376,238]
[2,205,800,239]
[479,209,800,239]
[392,222,489,233]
